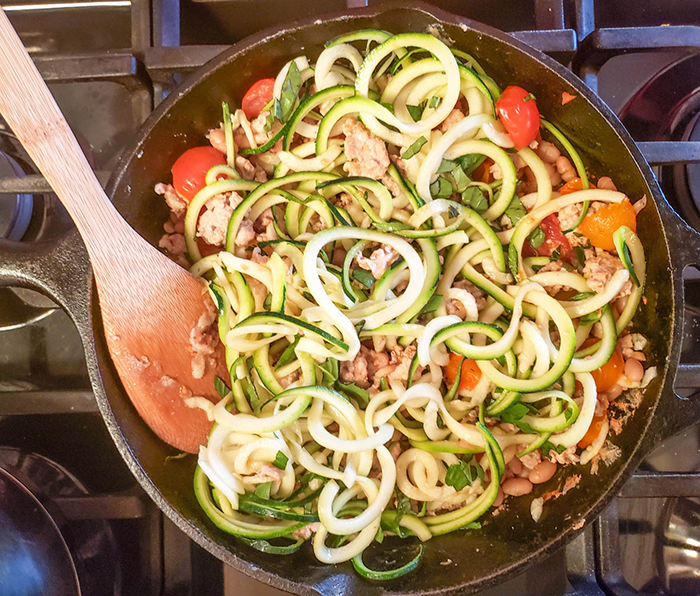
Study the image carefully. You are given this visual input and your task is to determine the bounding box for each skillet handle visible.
[643,207,700,452]
[0,234,92,323]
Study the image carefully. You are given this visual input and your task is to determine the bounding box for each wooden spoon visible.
[0,11,225,453]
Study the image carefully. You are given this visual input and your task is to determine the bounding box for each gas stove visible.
[2,1,700,595]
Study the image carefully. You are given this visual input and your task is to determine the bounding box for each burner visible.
[659,498,700,595]
[0,448,121,596]
[619,54,700,231]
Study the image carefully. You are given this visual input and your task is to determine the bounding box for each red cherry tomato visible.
[495,86,541,150]
[241,78,276,119]
[537,214,574,263]
[171,146,226,201]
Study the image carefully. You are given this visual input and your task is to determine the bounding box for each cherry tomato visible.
[523,214,575,264]
[241,78,276,119]
[197,237,223,257]
[171,146,226,201]
[578,198,637,251]
[578,410,607,448]
[495,86,541,150]
[444,353,482,391]
[558,177,596,195]
[590,348,624,392]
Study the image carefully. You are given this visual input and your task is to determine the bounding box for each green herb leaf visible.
[573,245,587,272]
[336,381,369,407]
[374,525,385,543]
[523,92,536,102]
[503,195,527,226]
[460,521,482,530]
[500,402,529,424]
[541,440,566,457]
[352,268,376,288]
[274,61,303,124]
[318,358,339,384]
[431,176,453,199]
[461,186,488,213]
[450,165,471,193]
[402,136,427,160]
[437,158,458,173]
[429,96,442,109]
[455,153,487,175]
[448,203,460,219]
[516,419,537,434]
[579,309,603,326]
[550,246,561,261]
[263,110,275,133]
[255,481,273,499]
[263,293,272,310]
[406,103,424,122]
[354,320,366,334]
[380,101,395,114]
[528,227,546,249]
[386,488,412,537]
[445,459,475,491]
[570,291,595,301]
[214,375,230,399]
[272,451,289,470]
[276,336,300,368]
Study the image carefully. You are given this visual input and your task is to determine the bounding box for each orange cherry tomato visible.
[495,86,541,150]
[590,348,624,392]
[578,198,637,251]
[171,146,226,201]
[241,78,276,119]
[558,177,596,195]
[578,410,607,448]
[444,352,482,391]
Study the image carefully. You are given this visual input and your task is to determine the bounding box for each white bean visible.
[502,477,533,496]
[625,358,644,382]
[528,460,557,484]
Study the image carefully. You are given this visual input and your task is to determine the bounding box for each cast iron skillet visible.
[3,2,700,593]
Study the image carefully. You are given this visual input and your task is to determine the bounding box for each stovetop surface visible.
[3,1,700,595]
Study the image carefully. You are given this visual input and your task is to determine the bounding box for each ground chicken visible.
[390,154,407,176]
[292,522,321,540]
[445,279,487,318]
[519,449,542,470]
[339,348,371,388]
[196,193,239,246]
[342,118,390,180]
[155,182,187,216]
[158,233,189,267]
[356,245,400,280]
[189,299,219,379]
[236,155,268,182]
[245,464,285,484]
[381,174,402,198]
[279,369,301,389]
[582,248,632,298]
[387,345,419,383]
[207,127,227,155]
[440,108,465,132]
[235,219,256,247]
[549,445,579,466]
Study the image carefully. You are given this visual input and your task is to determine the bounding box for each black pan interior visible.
[100,5,676,594]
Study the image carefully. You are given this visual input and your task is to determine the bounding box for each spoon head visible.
[96,252,226,453]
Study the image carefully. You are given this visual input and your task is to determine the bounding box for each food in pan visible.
[154,29,654,578]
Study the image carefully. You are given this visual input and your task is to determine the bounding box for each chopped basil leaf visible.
[274,61,303,124]
[570,291,595,301]
[419,293,443,315]
[318,358,339,384]
[450,165,471,193]
[276,336,300,368]
[263,293,272,310]
[550,246,561,261]
[402,136,427,160]
[244,380,260,413]
[406,103,424,122]
[579,309,603,326]
[499,402,529,424]
[214,375,230,399]
[431,176,453,199]
[336,381,369,407]
[437,158,458,173]
[385,488,412,537]
[272,450,289,470]
[503,195,527,226]
[455,153,487,175]
[354,320,365,334]
[448,203,461,219]
[541,440,566,457]
[445,459,478,491]
[352,268,376,288]
[255,481,273,499]
[528,227,546,249]
[263,110,275,133]
[461,186,488,213]
[516,419,537,433]
[429,96,442,109]
[573,245,587,272]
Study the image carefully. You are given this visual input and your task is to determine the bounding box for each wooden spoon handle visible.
[0,10,137,268]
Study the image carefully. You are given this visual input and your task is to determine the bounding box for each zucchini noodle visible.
[154,27,652,580]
